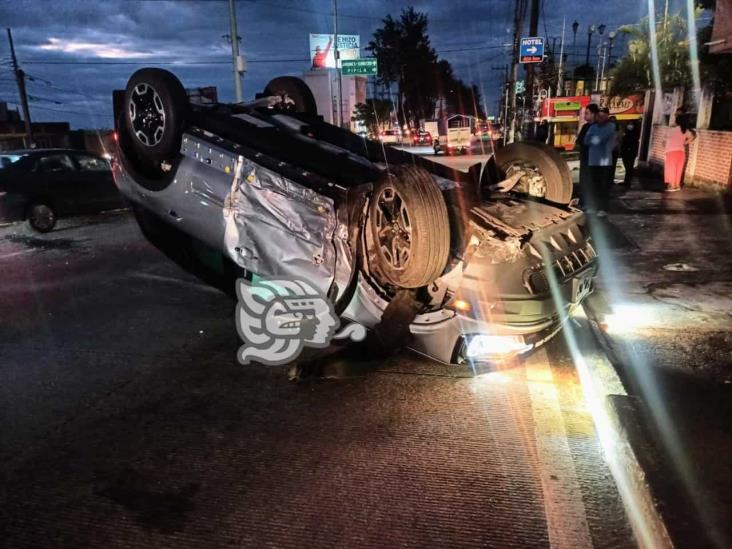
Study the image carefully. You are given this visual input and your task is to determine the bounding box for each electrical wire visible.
[4,101,108,117]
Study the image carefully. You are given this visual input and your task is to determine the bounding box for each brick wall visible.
[690,131,732,189]
[648,125,732,190]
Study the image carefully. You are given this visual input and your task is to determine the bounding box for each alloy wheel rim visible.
[374,185,412,270]
[129,83,166,147]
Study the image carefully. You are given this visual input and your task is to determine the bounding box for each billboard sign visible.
[519,37,544,63]
[601,94,646,116]
[309,34,360,69]
[341,58,377,76]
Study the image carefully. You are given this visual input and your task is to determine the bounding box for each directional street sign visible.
[519,37,545,64]
[341,58,377,76]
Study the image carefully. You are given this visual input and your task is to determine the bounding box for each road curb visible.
[582,298,674,549]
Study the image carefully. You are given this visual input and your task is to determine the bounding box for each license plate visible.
[572,272,593,303]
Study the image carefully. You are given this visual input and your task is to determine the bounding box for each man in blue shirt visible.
[576,103,599,210]
[583,106,616,215]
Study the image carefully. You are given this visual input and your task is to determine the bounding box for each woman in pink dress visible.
[664,116,696,192]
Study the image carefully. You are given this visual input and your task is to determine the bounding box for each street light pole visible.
[557,18,566,97]
[595,43,604,90]
[585,24,595,67]
[607,31,617,70]
[227,0,243,102]
[333,0,343,128]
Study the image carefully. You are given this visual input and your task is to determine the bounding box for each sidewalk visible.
[582,173,732,548]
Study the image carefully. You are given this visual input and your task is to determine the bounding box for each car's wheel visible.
[26,202,56,233]
[494,142,573,204]
[368,165,450,288]
[263,76,317,115]
[123,68,189,162]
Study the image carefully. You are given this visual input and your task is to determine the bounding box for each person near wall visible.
[577,103,599,210]
[584,106,616,216]
[664,114,696,192]
[620,120,640,187]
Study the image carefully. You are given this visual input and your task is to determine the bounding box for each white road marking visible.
[131,272,223,294]
[0,248,38,259]
[525,347,594,549]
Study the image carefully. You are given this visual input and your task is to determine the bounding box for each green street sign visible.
[341,58,377,76]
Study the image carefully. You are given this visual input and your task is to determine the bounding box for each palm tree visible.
[609,12,698,95]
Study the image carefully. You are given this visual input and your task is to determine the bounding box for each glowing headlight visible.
[463,334,533,360]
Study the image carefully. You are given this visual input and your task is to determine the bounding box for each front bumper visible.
[343,260,596,365]
[409,267,595,364]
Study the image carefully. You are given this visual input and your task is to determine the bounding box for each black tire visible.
[26,202,56,233]
[368,165,450,288]
[494,142,572,204]
[123,68,189,162]
[263,76,317,115]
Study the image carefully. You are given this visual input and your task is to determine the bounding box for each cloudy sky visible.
[0,0,694,129]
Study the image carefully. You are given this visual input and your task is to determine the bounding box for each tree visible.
[367,7,439,125]
[609,12,698,95]
[368,9,487,125]
[352,99,393,135]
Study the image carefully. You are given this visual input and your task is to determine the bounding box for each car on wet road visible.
[0,149,123,232]
[112,68,597,365]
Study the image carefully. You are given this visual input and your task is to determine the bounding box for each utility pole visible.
[6,28,33,148]
[508,0,526,143]
[227,0,244,102]
[523,0,540,138]
[557,18,566,97]
[492,64,510,145]
[333,0,343,128]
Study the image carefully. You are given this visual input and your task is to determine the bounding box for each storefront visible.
[538,94,645,151]
[537,95,590,151]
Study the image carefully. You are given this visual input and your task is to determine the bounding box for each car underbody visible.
[113,69,597,365]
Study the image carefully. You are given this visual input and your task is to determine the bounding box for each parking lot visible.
[0,211,637,548]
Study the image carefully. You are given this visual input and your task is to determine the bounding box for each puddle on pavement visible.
[4,233,83,251]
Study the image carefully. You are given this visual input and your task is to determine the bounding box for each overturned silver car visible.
[113,68,597,365]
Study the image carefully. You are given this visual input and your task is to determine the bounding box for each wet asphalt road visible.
[0,212,636,548]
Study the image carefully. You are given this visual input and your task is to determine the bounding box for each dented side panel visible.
[223,157,337,296]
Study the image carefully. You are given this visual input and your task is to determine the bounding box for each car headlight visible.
[462,334,533,361]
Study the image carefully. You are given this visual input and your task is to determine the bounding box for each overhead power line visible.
[5,101,108,117]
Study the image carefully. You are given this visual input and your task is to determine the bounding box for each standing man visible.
[584,106,615,216]
[577,104,599,211]
[620,120,640,187]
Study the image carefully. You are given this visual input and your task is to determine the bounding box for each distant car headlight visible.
[462,334,533,361]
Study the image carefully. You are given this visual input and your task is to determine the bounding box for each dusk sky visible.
[0,0,702,129]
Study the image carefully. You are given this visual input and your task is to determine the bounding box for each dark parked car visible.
[0,149,123,232]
